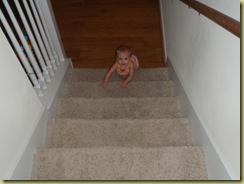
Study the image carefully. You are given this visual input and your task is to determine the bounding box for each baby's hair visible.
[115,45,132,57]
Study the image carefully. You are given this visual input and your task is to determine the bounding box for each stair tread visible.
[55,97,183,119]
[67,67,170,82]
[32,146,208,180]
[45,118,192,147]
[62,80,175,97]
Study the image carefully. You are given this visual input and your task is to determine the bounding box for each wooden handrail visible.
[179,0,240,38]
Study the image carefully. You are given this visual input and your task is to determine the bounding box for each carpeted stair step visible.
[62,81,175,97]
[66,68,170,82]
[45,118,192,148]
[31,147,208,180]
[55,97,183,119]
[31,67,208,180]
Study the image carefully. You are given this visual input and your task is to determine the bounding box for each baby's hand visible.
[120,82,127,90]
[101,81,109,89]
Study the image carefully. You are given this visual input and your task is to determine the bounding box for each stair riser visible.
[62,81,175,97]
[67,68,170,82]
[56,97,183,119]
[45,118,192,147]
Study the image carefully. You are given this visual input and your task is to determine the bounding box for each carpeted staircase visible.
[31,68,208,180]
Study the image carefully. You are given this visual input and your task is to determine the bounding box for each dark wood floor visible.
[51,0,165,68]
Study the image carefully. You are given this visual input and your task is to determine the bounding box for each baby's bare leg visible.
[131,54,139,70]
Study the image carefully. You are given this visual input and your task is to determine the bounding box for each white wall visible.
[0,28,44,179]
[0,1,70,179]
[160,0,240,180]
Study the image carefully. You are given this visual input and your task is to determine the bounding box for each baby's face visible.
[117,51,131,65]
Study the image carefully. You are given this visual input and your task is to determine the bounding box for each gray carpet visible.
[31,68,208,180]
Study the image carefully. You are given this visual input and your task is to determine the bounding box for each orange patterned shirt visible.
[116,61,131,76]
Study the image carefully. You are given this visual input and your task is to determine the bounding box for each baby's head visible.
[115,46,132,65]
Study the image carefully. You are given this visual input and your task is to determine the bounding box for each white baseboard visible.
[167,59,231,180]
[9,107,47,180]
[10,60,70,180]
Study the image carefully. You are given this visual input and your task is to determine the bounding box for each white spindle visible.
[2,0,47,89]
[34,0,60,66]
[22,0,54,76]
[14,0,51,82]
[0,9,43,96]
[29,0,57,71]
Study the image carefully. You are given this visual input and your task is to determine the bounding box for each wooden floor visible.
[50,0,165,68]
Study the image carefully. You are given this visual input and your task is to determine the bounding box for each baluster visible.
[0,9,43,96]
[29,0,57,71]
[2,0,47,89]
[34,0,60,66]
[14,0,51,82]
[22,0,54,76]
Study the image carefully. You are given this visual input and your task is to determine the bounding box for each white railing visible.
[0,0,64,97]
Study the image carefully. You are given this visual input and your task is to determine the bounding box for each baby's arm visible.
[101,62,117,88]
[120,62,134,89]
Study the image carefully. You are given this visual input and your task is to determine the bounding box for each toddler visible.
[101,46,139,90]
